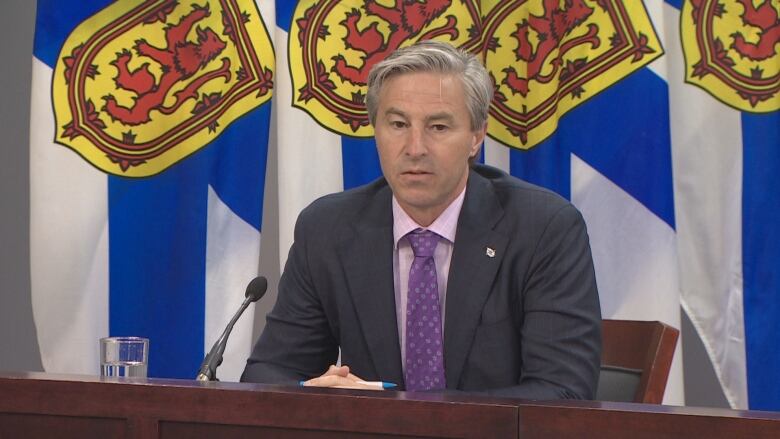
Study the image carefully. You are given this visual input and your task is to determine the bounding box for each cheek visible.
[376,145,403,180]
[376,132,403,155]
[374,136,393,161]
[457,134,480,159]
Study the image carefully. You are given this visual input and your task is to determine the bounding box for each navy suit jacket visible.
[242,164,601,399]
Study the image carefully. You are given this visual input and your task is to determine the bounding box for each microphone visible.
[196,276,268,381]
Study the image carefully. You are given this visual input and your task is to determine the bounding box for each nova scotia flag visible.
[30,0,274,380]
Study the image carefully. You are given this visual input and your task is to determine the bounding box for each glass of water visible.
[100,336,149,378]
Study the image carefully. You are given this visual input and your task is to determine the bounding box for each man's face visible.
[374,72,486,224]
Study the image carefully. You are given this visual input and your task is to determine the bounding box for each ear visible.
[469,123,488,158]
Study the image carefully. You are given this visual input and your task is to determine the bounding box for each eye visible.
[430,124,448,132]
[390,120,407,129]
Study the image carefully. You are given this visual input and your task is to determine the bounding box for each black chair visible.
[597,319,679,403]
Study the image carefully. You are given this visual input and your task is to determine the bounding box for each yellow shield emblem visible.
[485,0,663,149]
[53,0,275,177]
[288,0,477,137]
[288,1,662,150]
[681,0,779,112]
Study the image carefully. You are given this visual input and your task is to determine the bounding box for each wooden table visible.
[1,372,778,438]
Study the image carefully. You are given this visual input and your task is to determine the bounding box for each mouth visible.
[401,169,432,176]
[399,170,433,185]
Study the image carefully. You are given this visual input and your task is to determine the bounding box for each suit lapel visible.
[336,185,404,386]
[444,171,508,388]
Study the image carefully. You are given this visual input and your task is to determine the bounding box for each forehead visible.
[378,72,466,111]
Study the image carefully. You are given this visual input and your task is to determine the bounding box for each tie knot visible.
[407,229,439,257]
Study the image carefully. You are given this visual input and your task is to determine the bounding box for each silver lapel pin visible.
[486,247,496,258]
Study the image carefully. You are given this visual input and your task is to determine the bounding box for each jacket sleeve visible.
[241,207,339,384]
[482,203,601,400]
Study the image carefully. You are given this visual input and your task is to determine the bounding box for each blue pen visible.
[299,380,397,390]
[356,380,397,389]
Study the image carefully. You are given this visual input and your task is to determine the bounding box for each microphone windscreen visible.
[245,276,268,302]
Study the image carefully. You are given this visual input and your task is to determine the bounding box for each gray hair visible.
[366,40,492,132]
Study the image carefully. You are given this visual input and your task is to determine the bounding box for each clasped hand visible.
[300,365,386,391]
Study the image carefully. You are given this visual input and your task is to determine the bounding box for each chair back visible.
[597,319,679,404]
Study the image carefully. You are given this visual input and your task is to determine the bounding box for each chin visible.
[399,194,441,211]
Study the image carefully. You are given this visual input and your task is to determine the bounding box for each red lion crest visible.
[103,3,231,126]
[332,0,456,85]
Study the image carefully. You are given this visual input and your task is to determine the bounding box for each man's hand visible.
[301,365,387,390]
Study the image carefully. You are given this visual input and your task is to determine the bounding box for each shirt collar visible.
[392,185,466,249]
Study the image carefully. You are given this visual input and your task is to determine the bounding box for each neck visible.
[405,207,444,228]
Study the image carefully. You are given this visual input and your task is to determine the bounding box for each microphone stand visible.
[196,296,253,381]
[196,276,267,381]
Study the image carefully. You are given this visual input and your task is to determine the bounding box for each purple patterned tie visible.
[405,229,446,391]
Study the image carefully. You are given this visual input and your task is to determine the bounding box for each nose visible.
[405,125,427,157]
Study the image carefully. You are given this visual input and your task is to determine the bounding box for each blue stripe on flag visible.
[108,154,209,379]
[342,137,382,190]
[276,0,297,33]
[665,0,683,10]
[510,68,675,229]
[32,0,106,68]
[208,105,270,231]
[509,139,571,199]
[569,68,674,228]
[742,110,780,410]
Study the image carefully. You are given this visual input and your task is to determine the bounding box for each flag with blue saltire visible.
[271,0,778,409]
[30,0,275,380]
[667,0,779,410]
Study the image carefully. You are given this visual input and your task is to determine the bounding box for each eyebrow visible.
[425,112,455,124]
[384,107,408,119]
[383,108,455,124]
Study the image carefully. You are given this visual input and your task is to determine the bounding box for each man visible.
[242,40,601,399]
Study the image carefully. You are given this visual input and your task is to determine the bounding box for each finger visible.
[338,365,363,381]
[325,364,364,382]
[303,374,354,388]
[323,364,350,377]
